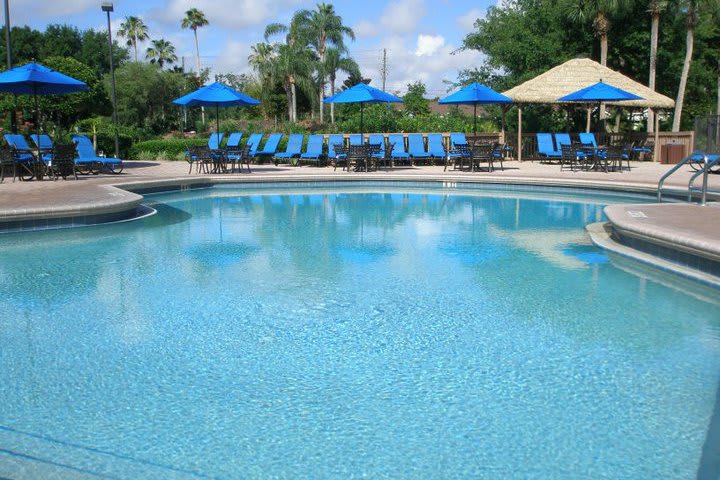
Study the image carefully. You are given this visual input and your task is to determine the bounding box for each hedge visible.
[129,139,207,160]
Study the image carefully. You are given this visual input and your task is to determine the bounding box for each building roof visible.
[502,58,675,109]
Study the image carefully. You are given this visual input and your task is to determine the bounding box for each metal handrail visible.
[657,151,706,202]
[687,155,720,205]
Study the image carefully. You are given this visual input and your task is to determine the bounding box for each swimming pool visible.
[1,183,718,479]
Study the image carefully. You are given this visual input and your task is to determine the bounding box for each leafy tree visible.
[403,81,430,116]
[110,62,187,132]
[146,39,177,68]
[118,16,149,62]
[565,0,626,66]
[42,24,82,58]
[0,26,42,68]
[647,0,668,131]
[77,29,129,75]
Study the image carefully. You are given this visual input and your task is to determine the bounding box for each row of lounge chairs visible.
[1,133,123,182]
[189,132,484,171]
[536,132,653,165]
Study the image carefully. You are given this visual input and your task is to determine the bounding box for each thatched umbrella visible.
[502,58,674,161]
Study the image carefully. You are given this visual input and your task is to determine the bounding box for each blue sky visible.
[13,0,495,96]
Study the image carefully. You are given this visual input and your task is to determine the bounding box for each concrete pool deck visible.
[0,159,718,281]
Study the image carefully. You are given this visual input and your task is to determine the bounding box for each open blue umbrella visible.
[439,83,512,134]
[0,62,88,160]
[559,80,643,132]
[558,81,643,102]
[324,83,403,138]
[173,82,260,139]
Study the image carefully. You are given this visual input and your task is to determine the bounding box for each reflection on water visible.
[0,187,719,479]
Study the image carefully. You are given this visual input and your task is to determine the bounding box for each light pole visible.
[102,1,120,159]
[4,0,15,133]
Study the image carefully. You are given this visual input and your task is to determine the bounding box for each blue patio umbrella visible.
[439,83,512,133]
[0,62,88,159]
[559,81,643,131]
[323,83,403,138]
[558,81,643,102]
[173,82,260,139]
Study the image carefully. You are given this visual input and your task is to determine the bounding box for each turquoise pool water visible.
[1,184,719,479]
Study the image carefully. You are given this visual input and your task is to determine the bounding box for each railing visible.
[657,151,716,205]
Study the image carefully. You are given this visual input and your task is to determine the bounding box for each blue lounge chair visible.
[244,133,263,157]
[225,132,243,148]
[536,133,560,160]
[408,134,431,163]
[30,134,54,151]
[300,134,324,165]
[554,133,571,149]
[4,134,38,163]
[579,133,599,148]
[427,134,446,160]
[274,134,304,164]
[450,133,468,148]
[348,134,363,146]
[388,134,410,164]
[368,134,385,159]
[71,134,123,174]
[256,133,282,161]
[327,134,346,159]
[208,133,223,150]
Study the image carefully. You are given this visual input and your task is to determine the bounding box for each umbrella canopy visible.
[324,83,403,137]
[0,62,89,95]
[439,83,512,133]
[558,81,643,102]
[173,82,260,140]
[0,62,88,164]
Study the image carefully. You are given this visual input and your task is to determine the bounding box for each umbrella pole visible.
[473,103,477,135]
[360,103,364,142]
[216,104,220,145]
[34,91,42,165]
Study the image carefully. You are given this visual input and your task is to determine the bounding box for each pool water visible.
[1,185,719,479]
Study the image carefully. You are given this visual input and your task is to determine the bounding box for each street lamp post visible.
[4,0,15,133]
[102,1,120,159]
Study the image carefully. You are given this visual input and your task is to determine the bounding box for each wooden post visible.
[586,107,591,133]
[653,108,660,162]
[501,105,507,145]
[517,105,523,162]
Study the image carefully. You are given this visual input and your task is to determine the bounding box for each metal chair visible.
[0,144,17,182]
[470,143,495,172]
[226,145,252,173]
[332,144,348,171]
[49,144,78,180]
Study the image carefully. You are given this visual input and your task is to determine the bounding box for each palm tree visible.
[249,42,276,118]
[118,16,149,62]
[567,0,624,66]
[647,0,667,132]
[182,8,209,123]
[672,0,699,131]
[269,43,316,122]
[145,39,177,68]
[294,3,355,123]
[264,14,315,122]
[323,47,359,123]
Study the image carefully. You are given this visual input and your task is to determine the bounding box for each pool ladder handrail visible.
[657,151,714,205]
[688,154,720,205]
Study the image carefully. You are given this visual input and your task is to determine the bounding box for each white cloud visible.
[149,0,304,29]
[415,34,445,56]
[211,40,253,76]
[379,0,426,34]
[353,20,378,39]
[456,8,484,32]
[354,34,483,97]
[12,0,97,23]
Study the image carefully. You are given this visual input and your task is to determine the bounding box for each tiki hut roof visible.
[502,58,675,109]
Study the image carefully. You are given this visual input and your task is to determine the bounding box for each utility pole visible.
[381,48,387,92]
[102,2,120,159]
[4,0,15,133]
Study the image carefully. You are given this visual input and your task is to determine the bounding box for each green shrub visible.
[128,138,207,160]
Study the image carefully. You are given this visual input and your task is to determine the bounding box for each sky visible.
[11,0,496,97]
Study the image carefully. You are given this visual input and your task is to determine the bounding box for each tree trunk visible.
[318,46,325,123]
[648,11,659,132]
[330,76,336,123]
[673,26,694,132]
[600,33,608,66]
[291,81,297,122]
[134,35,138,62]
[194,28,205,125]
